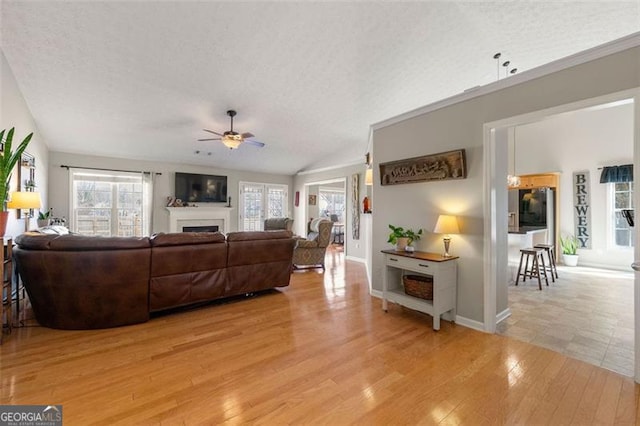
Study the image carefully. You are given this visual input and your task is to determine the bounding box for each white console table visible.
[381,250,458,331]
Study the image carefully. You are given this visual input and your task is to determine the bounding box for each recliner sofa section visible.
[14,230,295,330]
[14,234,151,330]
[149,232,228,312]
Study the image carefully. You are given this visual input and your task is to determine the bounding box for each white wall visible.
[48,151,293,233]
[293,163,367,260]
[306,184,320,221]
[371,45,640,324]
[516,102,634,270]
[0,49,49,236]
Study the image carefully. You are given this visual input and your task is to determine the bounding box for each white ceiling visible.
[1,1,639,175]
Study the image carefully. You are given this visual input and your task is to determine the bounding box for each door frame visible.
[238,181,289,231]
[303,177,346,238]
[483,88,640,381]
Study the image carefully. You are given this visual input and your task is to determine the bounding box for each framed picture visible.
[308,194,317,206]
[295,191,300,207]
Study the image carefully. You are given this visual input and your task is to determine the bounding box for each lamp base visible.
[442,237,452,257]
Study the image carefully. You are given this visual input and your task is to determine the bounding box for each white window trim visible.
[607,181,634,251]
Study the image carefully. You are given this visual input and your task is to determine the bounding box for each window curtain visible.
[600,164,633,183]
[142,171,156,236]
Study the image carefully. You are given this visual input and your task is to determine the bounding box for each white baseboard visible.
[346,255,366,264]
[455,315,486,332]
[563,261,632,272]
[371,290,486,332]
[496,308,512,324]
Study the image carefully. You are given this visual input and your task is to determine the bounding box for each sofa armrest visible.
[296,239,319,248]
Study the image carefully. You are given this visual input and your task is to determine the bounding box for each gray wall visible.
[1,49,49,236]
[371,45,640,324]
[48,151,293,233]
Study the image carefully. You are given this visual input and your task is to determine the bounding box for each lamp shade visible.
[222,135,242,149]
[433,214,459,235]
[365,168,373,186]
[7,191,42,209]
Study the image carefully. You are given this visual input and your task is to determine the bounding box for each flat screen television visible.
[175,172,227,203]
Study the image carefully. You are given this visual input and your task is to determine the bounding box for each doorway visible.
[303,178,347,246]
[483,89,640,380]
[238,181,288,231]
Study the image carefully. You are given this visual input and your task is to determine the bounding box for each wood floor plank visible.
[1,248,637,424]
[594,373,624,424]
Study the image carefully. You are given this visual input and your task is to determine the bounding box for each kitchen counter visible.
[508,225,548,235]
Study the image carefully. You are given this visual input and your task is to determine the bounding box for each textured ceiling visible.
[1,1,639,175]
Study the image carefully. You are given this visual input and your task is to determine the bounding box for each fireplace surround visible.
[166,206,232,233]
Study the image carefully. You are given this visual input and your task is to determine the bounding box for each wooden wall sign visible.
[573,170,591,249]
[351,173,360,240]
[379,149,467,186]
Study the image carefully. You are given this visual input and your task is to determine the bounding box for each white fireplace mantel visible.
[166,206,232,233]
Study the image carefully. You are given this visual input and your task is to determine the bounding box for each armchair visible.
[292,218,333,270]
[264,217,294,232]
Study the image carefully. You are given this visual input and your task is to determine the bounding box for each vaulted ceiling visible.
[1,1,638,175]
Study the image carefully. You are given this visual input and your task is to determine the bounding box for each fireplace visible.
[166,206,232,233]
[183,225,219,233]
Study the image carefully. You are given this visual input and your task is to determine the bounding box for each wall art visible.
[573,170,591,249]
[379,149,466,186]
[351,173,359,240]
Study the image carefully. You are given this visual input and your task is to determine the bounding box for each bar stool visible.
[515,247,549,290]
[534,243,559,282]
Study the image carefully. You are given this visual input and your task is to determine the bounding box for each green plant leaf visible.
[0,128,34,211]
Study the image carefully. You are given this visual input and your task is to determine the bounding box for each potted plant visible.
[37,208,52,228]
[388,224,423,251]
[0,128,33,236]
[560,234,579,266]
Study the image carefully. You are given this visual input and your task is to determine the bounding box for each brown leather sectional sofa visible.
[14,230,295,330]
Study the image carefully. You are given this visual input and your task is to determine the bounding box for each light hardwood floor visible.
[1,250,639,424]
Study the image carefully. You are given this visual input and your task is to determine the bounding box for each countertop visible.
[508,226,547,235]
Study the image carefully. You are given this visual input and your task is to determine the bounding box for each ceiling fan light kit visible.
[222,134,243,150]
[199,110,265,150]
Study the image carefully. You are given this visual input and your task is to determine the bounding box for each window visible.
[70,169,153,237]
[612,181,634,247]
[319,188,345,222]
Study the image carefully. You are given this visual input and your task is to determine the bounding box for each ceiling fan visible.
[198,110,265,150]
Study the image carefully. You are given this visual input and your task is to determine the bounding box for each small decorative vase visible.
[562,254,579,267]
[396,237,409,251]
[37,219,51,228]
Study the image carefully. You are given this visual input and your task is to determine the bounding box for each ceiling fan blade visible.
[203,129,224,136]
[197,138,221,141]
[241,132,254,139]
[244,139,265,148]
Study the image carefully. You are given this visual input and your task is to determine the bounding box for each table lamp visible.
[7,191,42,232]
[433,214,459,257]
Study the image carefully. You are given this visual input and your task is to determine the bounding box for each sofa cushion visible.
[15,233,58,250]
[16,233,150,250]
[150,232,226,247]
[264,218,293,231]
[226,230,292,242]
[51,235,150,250]
[309,218,324,233]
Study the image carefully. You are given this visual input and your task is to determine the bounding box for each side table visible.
[1,237,13,343]
[381,249,458,331]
